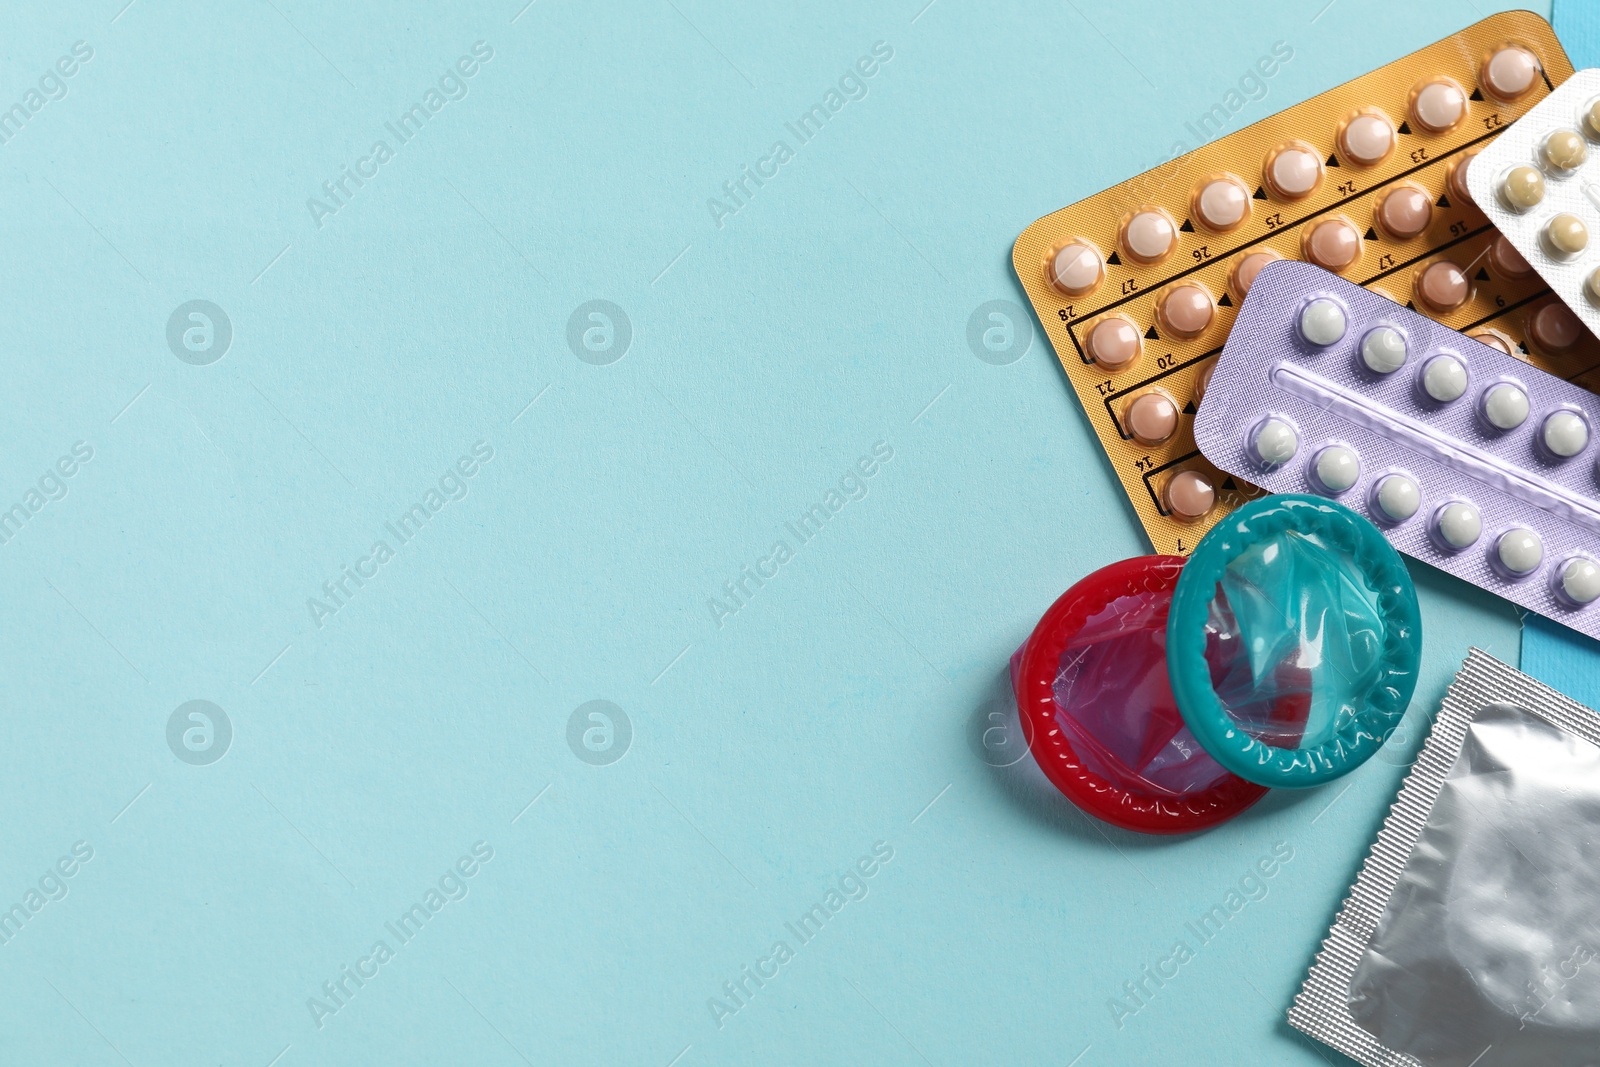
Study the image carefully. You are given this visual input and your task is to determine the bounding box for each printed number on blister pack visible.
[1009,11,1574,560]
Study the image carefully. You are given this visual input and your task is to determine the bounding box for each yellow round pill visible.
[1543,128,1587,172]
[1545,212,1589,257]
[1501,165,1545,210]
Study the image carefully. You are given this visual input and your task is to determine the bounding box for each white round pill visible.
[1496,528,1544,576]
[1360,327,1408,373]
[1422,355,1467,402]
[1341,114,1394,165]
[1252,418,1299,467]
[1196,178,1248,231]
[1299,299,1347,346]
[1435,501,1482,549]
[1562,557,1600,604]
[1482,383,1530,430]
[1050,241,1102,295]
[1270,147,1322,197]
[1413,80,1465,132]
[1375,474,1421,522]
[1542,410,1589,458]
[1124,210,1176,262]
[1314,445,1360,493]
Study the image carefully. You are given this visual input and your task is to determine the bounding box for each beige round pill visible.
[1340,112,1395,166]
[1481,45,1541,101]
[1193,177,1249,232]
[1416,260,1470,313]
[1157,285,1214,338]
[1531,302,1585,354]
[1192,362,1215,405]
[1587,267,1600,305]
[1229,251,1279,300]
[1085,316,1141,369]
[1165,470,1215,522]
[1410,78,1466,133]
[1543,128,1587,172]
[1501,165,1545,210]
[1489,235,1534,280]
[1306,219,1362,271]
[1049,240,1102,295]
[1544,212,1588,257]
[1377,185,1432,239]
[1586,99,1600,141]
[1265,145,1322,199]
[1125,391,1178,445]
[1122,210,1176,264]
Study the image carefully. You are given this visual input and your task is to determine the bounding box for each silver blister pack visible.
[1467,67,1600,339]
[1290,649,1600,1066]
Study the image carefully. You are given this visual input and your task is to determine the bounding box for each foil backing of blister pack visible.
[1194,259,1600,639]
[1289,650,1600,1066]
[1467,67,1600,350]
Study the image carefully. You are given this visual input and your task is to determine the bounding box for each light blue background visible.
[0,2,1537,1064]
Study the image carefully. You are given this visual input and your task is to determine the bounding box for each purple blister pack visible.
[1194,259,1600,639]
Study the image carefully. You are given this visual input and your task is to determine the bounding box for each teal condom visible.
[1167,494,1421,788]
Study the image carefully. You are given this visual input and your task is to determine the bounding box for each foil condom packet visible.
[1291,650,1600,1066]
[1011,494,1421,834]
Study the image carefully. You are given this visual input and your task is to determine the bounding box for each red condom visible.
[1012,555,1302,834]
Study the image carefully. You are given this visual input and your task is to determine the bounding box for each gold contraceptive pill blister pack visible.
[1014,11,1586,556]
